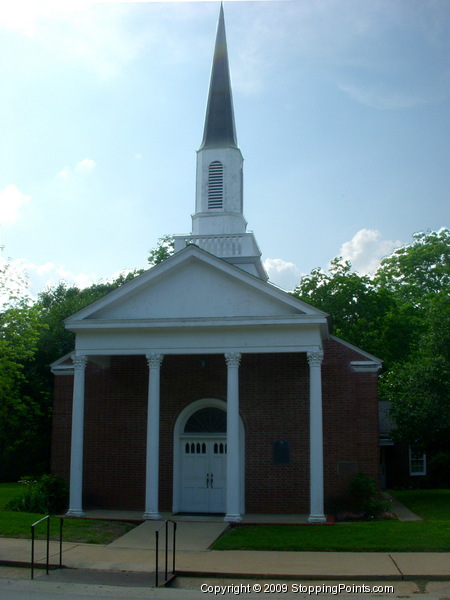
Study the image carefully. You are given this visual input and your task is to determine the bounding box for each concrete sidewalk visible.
[1,518,450,582]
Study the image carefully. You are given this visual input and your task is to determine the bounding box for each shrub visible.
[349,472,391,518]
[5,474,68,514]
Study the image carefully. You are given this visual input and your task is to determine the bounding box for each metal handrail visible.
[31,516,64,580]
[155,520,177,587]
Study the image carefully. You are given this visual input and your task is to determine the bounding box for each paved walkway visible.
[0,509,449,583]
[383,493,423,522]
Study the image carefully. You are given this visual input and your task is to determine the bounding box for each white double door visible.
[180,437,227,513]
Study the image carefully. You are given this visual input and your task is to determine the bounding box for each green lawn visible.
[2,483,449,550]
[0,483,25,509]
[212,489,450,552]
[0,483,136,544]
[389,489,450,520]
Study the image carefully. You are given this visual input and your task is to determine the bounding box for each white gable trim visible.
[330,335,382,367]
[50,352,74,375]
[65,245,327,324]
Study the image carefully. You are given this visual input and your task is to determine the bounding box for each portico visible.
[62,245,328,522]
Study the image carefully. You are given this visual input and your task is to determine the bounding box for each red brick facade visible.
[51,338,379,514]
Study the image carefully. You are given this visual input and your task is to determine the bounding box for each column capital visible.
[71,354,88,370]
[225,352,241,368]
[307,350,324,368]
[146,354,164,369]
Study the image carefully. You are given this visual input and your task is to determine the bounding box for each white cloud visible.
[75,157,96,173]
[0,1,91,38]
[263,257,302,291]
[0,185,31,224]
[56,166,72,180]
[15,258,98,298]
[339,229,402,274]
[57,158,96,180]
[0,1,145,79]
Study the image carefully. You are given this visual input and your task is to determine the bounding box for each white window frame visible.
[409,446,427,476]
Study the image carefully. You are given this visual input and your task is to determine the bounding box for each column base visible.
[66,509,85,517]
[143,511,162,520]
[224,513,242,523]
[308,514,327,524]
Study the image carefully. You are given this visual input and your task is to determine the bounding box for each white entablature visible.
[64,244,329,357]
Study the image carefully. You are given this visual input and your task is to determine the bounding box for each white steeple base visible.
[174,232,268,281]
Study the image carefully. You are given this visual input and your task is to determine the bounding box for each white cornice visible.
[65,245,329,324]
[330,335,382,366]
[67,314,328,330]
[350,361,382,373]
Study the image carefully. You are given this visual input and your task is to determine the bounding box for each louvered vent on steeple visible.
[208,161,223,209]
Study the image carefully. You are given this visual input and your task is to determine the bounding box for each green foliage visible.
[377,231,450,456]
[6,474,68,515]
[0,260,47,480]
[0,260,29,306]
[381,292,450,453]
[0,263,142,481]
[374,229,450,307]
[35,272,141,367]
[292,258,400,363]
[0,484,135,543]
[147,234,174,266]
[348,473,390,518]
[294,229,450,456]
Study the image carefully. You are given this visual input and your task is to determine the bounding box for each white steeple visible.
[174,4,267,281]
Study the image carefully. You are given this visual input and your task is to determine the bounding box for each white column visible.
[307,350,326,523]
[144,354,164,520]
[224,352,242,522]
[66,354,87,517]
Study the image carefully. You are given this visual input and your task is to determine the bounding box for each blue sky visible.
[0,0,449,296]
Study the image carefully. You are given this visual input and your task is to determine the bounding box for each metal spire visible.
[199,3,238,150]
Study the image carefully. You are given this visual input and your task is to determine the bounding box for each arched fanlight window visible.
[184,407,227,433]
[208,161,223,209]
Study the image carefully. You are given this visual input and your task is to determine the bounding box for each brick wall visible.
[51,340,379,514]
[51,374,74,482]
[322,339,380,511]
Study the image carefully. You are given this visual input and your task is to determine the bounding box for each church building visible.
[51,5,381,523]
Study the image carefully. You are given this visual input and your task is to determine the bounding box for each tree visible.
[35,275,138,367]
[147,235,174,266]
[374,229,450,308]
[381,292,450,453]
[32,272,143,400]
[293,229,450,455]
[375,229,450,453]
[0,261,45,480]
[292,258,398,363]
[0,270,142,481]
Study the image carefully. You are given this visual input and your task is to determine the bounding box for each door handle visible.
[210,473,214,488]
[206,473,210,488]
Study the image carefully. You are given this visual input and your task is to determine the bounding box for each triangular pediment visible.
[66,246,326,326]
